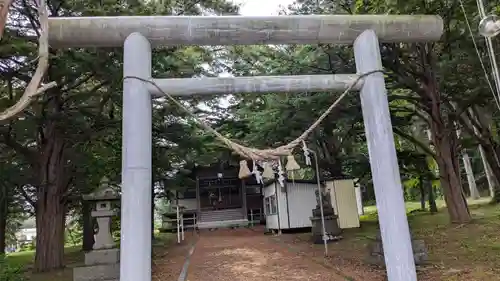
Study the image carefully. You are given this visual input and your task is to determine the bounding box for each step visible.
[197,219,249,229]
[200,215,244,221]
[201,218,244,222]
[201,209,243,214]
[201,215,242,219]
[200,209,244,222]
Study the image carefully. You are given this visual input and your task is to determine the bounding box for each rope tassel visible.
[262,162,275,179]
[238,160,252,179]
[252,160,263,184]
[302,140,312,166]
[277,159,285,187]
[285,155,300,171]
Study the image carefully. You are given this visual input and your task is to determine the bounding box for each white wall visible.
[355,185,364,215]
[263,184,279,229]
[287,182,316,228]
[264,182,317,230]
[177,198,197,211]
[326,180,360,229]
[264,180,360,230]
[277,185,289,228]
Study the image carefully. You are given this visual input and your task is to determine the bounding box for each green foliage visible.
[1,0,241,271]
[0,256,26,281]
[18,242,35,253]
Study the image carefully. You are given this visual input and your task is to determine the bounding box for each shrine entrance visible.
[48,13,443,281]
[199,181,242,211]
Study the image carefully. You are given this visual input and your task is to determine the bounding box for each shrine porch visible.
[174,176,264,230]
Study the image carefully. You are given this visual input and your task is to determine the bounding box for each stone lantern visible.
[90,180,117,249]
[73,177,121,281]
[310,187,342,244]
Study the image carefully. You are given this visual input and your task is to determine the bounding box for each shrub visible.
[0,255,26,281]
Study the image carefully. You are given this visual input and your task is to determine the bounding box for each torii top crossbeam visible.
[48,15,443,47]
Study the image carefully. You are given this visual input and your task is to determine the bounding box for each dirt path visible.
[152,233,196,281]
[186,228,349,281]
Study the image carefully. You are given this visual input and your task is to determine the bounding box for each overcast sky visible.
[232,0,295,15]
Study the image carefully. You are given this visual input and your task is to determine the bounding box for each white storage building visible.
[263,178,361,231]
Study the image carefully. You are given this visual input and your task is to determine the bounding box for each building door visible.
[221,185,241,209]
[199,178,243,210]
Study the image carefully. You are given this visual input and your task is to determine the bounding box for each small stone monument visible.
[74,177,120,281]
[367,228,428,266]
[310,187,342,244]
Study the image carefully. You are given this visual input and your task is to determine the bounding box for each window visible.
[264,197,271,215]
[264,195,277,215]
[270,195,277,214]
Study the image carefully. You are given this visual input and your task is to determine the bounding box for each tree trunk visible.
[425,177,438,213]
[151,191,155,241]
[474,141,500,202]
[34,123,67,272]
[419,176,426,210]
[82,201,94,252]
[462,152,480,199]
[0,185,7,254]
[422,50,470,223]
[0,0,14,40]
[464,107,500,202]
[478,145,498,198]
[431,125,471,223]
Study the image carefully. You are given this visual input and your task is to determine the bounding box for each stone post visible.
[310,187,342,244]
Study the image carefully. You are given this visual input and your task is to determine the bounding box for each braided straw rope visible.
[125,70,382,160]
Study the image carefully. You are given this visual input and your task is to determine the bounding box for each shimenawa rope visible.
[124,70,382,161]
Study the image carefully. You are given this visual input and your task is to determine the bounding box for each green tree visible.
[0,147,30,254]
[293,0,480,222]
[1,0,238,271]
[220,0,496,224]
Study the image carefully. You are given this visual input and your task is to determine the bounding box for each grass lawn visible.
[336,198,500,280]
[4,233,174,281]
[5,246,83,281]
[6,246,82,268]
[361,197,491,219]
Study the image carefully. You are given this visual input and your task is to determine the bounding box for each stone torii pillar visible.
[48,15,443,281]
[354,30,417,280]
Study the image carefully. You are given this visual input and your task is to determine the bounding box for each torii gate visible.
[48,15,443,281]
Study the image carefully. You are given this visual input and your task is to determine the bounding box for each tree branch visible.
[0,0,57,121]
[0,132,37,163]
[0,0,13,40]
[393,127,436,158]
[18,185,36,210]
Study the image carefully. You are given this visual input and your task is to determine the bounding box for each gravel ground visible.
[186,228,349,281]
[274,233,453,281]
[274,233,386,281]
[152,232,197,281]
